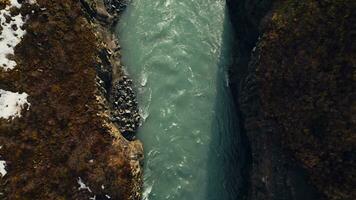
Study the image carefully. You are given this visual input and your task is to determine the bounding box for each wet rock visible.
[96,48,113,91]
[79,0,98,20]
[110,76,141,140]
[104,0,129,14]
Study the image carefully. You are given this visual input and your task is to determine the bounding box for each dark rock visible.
[227,0,355,199]
[110,77,141,140]
[79,0,98,20]
[104,0,128,14]
[96,49,113,91]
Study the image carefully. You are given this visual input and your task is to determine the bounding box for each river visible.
[117,0,242,199]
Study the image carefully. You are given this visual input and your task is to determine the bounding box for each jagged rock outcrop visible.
[80,0,141,140]
[0,0,142,199]
[227,0,355,200]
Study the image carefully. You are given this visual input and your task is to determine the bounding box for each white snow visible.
[0,160,6,177]
[28,0,37,4]
[0,0,27,70]
[0,146,6,177]
[77,177,93,193]
[0,0,38,180]
[77,178,113,199]
[0,0,38,70]
[0,89,30,119]
[9,0,22,8]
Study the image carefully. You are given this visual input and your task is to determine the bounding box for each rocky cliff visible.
[227,0,355,200]
[0,0,142,199]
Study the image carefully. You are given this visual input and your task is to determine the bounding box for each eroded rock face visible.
[227,0,355,200]
[0,0,143,199]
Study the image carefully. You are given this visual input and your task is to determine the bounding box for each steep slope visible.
[0,0,142,199]
[227,0,355,199]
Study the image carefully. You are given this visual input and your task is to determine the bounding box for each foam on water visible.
[117,0,242,199]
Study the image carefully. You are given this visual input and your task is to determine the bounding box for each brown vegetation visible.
[255,0,355,199]
[0,0,142,199]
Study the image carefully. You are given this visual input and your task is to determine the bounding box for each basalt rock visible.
[0,0,142,199]
[81,0,141,141]
[227,0,355,200]
[110,75,141,140]
[104,0,129,15]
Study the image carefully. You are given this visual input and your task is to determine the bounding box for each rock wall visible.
[0,0,142,199]
[227,0,355,200]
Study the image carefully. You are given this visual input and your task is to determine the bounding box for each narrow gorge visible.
[117,0,243,199]
[0,0,354,199]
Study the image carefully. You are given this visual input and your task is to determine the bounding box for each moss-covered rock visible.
[228,0,355,199]
[256,1,355,199]
[0,0,142,199]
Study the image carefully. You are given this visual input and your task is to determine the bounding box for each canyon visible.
[0,0,354,199]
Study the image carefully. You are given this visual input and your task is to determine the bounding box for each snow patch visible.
[0,89,30,119]
[0,160,6,177]
[0,0,26,70]
[0,0,36,70]
[28,0,37,4]
[77,177,93,193]
[0,146,6,177]
[77,177,113,199]
[9,0,21,8]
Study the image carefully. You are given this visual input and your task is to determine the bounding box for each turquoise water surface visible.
[117,0,241,199]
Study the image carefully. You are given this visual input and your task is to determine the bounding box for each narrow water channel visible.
[117,0,242,199]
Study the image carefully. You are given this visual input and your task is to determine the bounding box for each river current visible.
[117,0,241,199]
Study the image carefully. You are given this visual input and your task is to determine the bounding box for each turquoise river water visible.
[117,0,242,199]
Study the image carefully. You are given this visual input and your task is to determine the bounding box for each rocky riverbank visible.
[227,0,355,200]
[0,0,142,199]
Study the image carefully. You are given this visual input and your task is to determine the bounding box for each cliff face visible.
[0,0,142,199]
[227,0,355,200]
